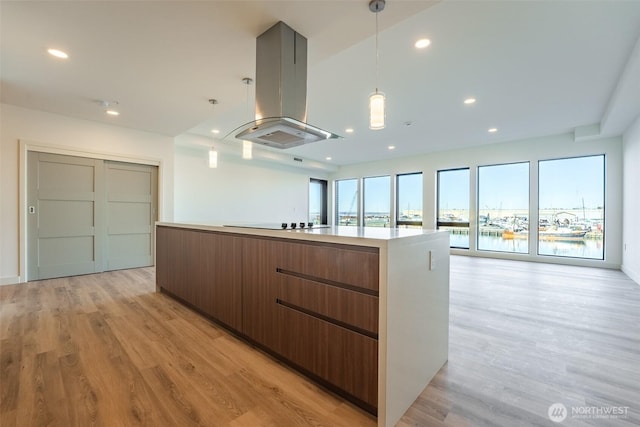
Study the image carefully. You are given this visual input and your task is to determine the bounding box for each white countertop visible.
[156,222,447,247]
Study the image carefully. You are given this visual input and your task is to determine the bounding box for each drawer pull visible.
[276,268,378,296]
[276,298,378,340]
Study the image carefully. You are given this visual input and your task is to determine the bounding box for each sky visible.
[334,173,423,214]
[438,168,470,210]
[309,180,324,214]
[478,162,530,210]
[336,178,358,214]
[538,155,604,209]
[397,173,423,213]
[363,176,391,213]
[318,155,604,216]
[440,155,604,211]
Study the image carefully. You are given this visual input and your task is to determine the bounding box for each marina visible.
[442,211,604,259]
[335,207,605,260]
[451,234,605,260]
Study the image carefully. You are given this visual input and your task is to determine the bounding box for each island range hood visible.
[233,21,340,149]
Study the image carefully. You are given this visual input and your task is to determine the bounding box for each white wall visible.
[0,104,175,284]
[331,132,623,269]
[174,134,328,225]
[622,116,640,284]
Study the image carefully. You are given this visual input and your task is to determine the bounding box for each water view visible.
[450,232,604,259]
[329,155,605,261]
[438,155,605,260]
[441,206,605,260]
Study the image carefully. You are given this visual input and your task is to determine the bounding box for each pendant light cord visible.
[246,81,250,120]
[242,77,253,121]
[375,8,379,94]
[208,98,218,148]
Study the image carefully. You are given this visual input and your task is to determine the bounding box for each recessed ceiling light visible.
[464,98,476,105]
[211,129,220,134]
[326,156,332,161]
[47,48,68,59]
[345,128,354,134]
[415,39,431,49]
[106,110,120,116]
[388,145,395,150]
[488,128,498,133]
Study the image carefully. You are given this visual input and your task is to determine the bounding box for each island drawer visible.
[275,304,378,411]
[275,240,379,293]
[276,273,379,335]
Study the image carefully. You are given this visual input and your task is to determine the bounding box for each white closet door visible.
[27,152,105,280]
[104,161,157,271]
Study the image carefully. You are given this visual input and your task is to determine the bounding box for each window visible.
[437,168,470,248]
[538,155,604,259]
[309,178,327,225]
[335,178,358,226]
[396,172,423,228]
[478,162,529,253]
[363,176,391,227]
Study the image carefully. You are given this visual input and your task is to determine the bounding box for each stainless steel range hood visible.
[232,22,340,149]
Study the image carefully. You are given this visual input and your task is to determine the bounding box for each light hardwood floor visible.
[1,256,638,426]
[398,256,640,427]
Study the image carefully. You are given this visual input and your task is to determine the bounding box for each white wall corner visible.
[621,264,640,287]
[573,123,601,142]
[600,33,640,135]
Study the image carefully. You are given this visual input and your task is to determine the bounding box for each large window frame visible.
[537,155,605,260]
[335,178,359,226]
[309,178,328,225]
[437,168,470,249]
[477,161,530,254]
[396,172,423,228]
[363,175,391,227]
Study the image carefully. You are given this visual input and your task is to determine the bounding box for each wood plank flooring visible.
[0,268,375,427]
[1,256,639,426]
[399,256,640,427]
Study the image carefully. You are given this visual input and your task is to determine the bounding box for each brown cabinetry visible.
[156,226,379,413]
[156,226,197,303]
[241,237,282,348]
[156,226,242,330]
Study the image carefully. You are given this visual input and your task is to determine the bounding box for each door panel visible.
[27,152,158,280]
[104,161,157,271]
[38,200,95,235]
[38,236,96,278]
[107,234,152,269]
[107,203,151,234]
[38,159,96,191]
[27,152,104,280]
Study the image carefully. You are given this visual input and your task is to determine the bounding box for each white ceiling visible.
[2,1,640,166]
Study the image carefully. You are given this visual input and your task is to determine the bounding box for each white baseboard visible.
[621,264,640,286]
[0,276,21,285]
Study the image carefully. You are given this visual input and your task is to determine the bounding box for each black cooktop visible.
[223,223,331,230]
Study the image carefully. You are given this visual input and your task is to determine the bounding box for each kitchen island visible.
[155,222,449,427]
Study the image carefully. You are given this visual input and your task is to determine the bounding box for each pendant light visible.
[208,98,219,168]
[242,77,253,159]
[242,140,252,159]
[208,147,218,168]
[369,0,386,130]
